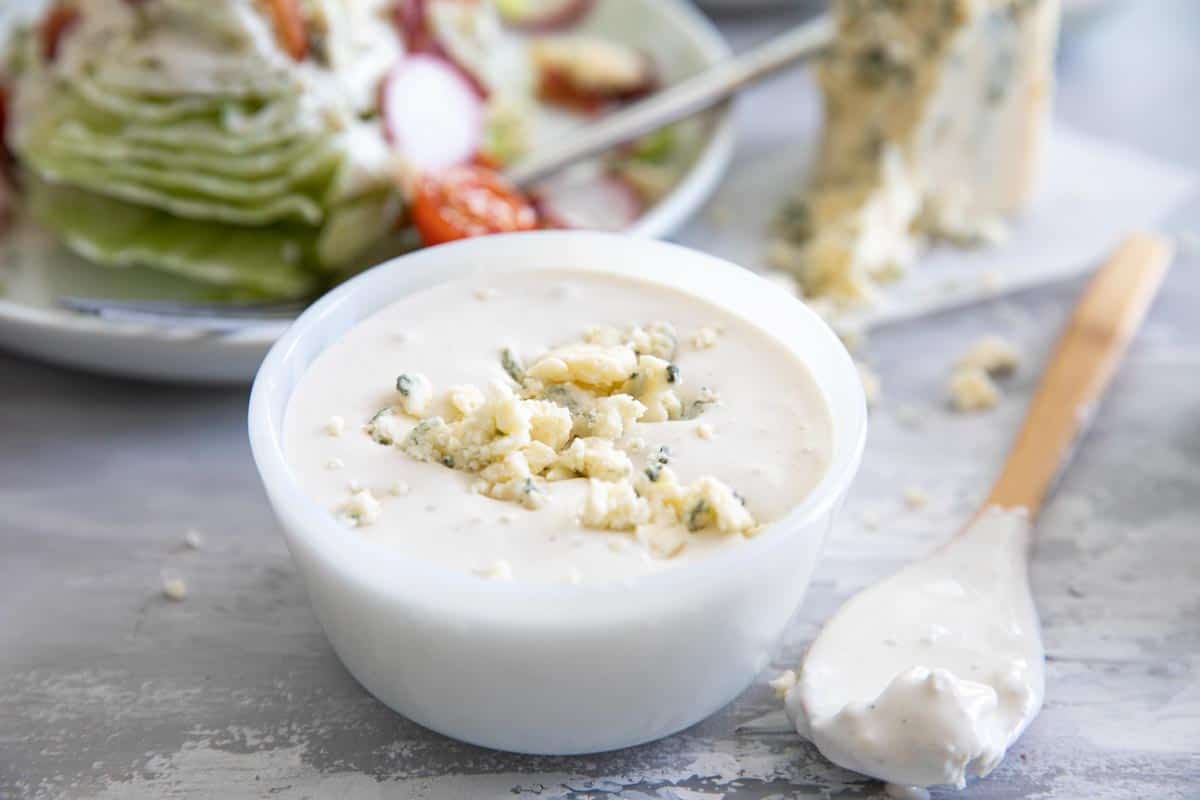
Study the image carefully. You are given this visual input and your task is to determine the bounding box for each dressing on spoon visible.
[782,234,1175,792]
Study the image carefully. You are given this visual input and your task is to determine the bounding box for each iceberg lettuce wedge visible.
[29,180,322,299]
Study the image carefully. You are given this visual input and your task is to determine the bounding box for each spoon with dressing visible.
[775,234,1175,795]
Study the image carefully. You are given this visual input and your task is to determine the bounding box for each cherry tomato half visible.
[411,165,539,246]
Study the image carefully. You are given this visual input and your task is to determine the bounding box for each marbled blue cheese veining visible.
[772,0,1062,306]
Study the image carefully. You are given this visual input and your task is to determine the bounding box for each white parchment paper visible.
[679,124,1198,330]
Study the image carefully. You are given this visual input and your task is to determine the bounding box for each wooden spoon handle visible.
[983,233,1175,517]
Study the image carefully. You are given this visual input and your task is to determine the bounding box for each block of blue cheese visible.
[771,0,1062,307]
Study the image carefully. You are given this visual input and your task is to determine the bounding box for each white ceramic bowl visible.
[248,232,867,755]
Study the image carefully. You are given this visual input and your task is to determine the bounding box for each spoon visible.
[778,234,1175,792]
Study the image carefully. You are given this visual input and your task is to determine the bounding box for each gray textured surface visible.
[3,3,1199,798]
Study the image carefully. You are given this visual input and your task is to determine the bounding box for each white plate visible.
[0,0,735,384]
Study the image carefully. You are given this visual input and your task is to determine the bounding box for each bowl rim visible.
[248,231,867,600]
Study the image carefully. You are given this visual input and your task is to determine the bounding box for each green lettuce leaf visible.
[29,180,322,299]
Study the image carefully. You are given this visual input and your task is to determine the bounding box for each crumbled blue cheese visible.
[682,385,720,420]
[588,394,646,440]
[769,669,798,699]
[949,365,1000,411]
[523,400,573,450]
[950,334,1020,410]
[580,478,651,531]
[528,343,637,390]
[488,475,548,510]
[682,477,755,534]
[690,326,720,350]
[340,489,382,527]
[324,415,346,436]
[582,463,757,541]
[904,487,929,510]
[636,522,688,559]
[582,321,678,360]
[375,320,755,552]
[958,335,1020,376]
[395,372,433,416]
[623,355,682,422]
[550,437,634,482]
[161,574,188,602]
[447,384,486,418]
[365,407,402,445]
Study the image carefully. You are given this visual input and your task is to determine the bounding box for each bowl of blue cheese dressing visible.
[248,231,867,754]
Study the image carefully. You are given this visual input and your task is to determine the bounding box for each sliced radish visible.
[394,0,491,97]
[494,0,594,31]
[531,35,657,110]
[534,169,642,231]
[424,0,500,97]
[381,55,484,173]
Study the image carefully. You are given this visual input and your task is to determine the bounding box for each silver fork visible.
[57,18,833,331]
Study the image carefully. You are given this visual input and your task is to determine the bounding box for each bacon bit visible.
[41,5,81,62]
[264,0,308,61]
[536,67,604,114]
[531,38,657,112]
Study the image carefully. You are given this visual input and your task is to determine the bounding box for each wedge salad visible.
[0,0,698,302]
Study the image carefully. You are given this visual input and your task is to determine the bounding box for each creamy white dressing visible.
[785,507,1044,790]
[284,270,833,585]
